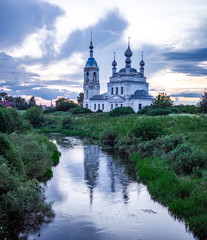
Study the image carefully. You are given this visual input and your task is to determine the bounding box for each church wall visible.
[130,99,153,112]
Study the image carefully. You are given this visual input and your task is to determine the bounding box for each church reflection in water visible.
[83,144,135,205]
[84,145,100,204]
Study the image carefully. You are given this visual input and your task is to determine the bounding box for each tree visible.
[14,96,29,110]
[28,96,36,108]
[55,98,77,111]
[77,92,84,106]
[25,106,43,127]
[151,93,173,109]
[0,92,8,101]
[197,90,207,113]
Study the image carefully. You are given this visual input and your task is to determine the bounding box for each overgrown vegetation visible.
[109,106,135,116]
[37,110,207,240]
[0,108,60,239]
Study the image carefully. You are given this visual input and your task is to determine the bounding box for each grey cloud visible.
[163,48,207,62]
[170,92,202,98]
[0,0,63,49]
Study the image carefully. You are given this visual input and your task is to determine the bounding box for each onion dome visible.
[112,59,117,66]
[125,46,133,57]
[140,51,145,66]
[125,37,133,57]
[140,59,145,66]
[112,52,117,66]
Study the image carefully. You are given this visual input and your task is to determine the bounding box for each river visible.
[28,136,195,240]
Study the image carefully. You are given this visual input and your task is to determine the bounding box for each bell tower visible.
[83,31,100,108]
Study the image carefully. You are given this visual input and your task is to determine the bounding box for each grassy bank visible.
[0,107,60,239]
[39,111,207,239]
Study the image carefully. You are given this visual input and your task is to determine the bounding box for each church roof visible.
[90,94,107,100]
[85,57,98,67]
[130,90,154,99]
[119,67,138,74]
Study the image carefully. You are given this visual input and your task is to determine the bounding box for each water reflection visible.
[84,145,100,204]
[28,137,195,240]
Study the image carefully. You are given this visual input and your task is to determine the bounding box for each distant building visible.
[83,35,153,112]
[0,101,14,108]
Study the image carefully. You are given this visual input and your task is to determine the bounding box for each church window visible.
[111,104,113,110]
[139,104,142,110]
[98,104,100,110]
[121,104,123,107]
[111,87,113,95]
[86,90,88,99]
[102,104,104,110]
[121,87,123,94]
[86,104,88,108]
[86,72,89,82]
[116,87,118,95]
[94,104,96,110]
[115,103,118,108]
[93,72,96,82]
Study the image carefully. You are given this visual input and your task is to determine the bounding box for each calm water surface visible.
[29,137,195,240]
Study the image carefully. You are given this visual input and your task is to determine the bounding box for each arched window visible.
[86,104,88,109]
[86,90,88,99]
[93,72,96,82]
[86,72,89,82]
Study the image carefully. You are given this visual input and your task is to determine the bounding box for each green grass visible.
[39,111,207,240]
[132,153,207,239]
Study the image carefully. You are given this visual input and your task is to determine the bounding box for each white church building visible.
[83,36,153,112]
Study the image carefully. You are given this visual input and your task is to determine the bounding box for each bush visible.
[70,106,92,114]
[25,106,43,127]
[137,134,185,158]
[0,108,29,133]
[44,107,57,114]
[137,105,151,114]
[167,143,206,175]
[147,108,172,116]
[56,98,77,111]
[102,129,117,146]
[7,133,58,181]
[109,107,135,117]
[131,119,165,141]
[96,109,103,113]
[61,116,73,130]
[176,105,199,114]
[0,133,25,175]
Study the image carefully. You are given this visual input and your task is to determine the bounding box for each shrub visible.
[109,107,135,117]
[151,93,173,109]
[0,133,25,175]
[61,116,73,130]
[0,108,29,133]
[7,133,58,181]
[56,98,77,111]
[0,104,6,108]
[137,134,185,158]
[131,119,165,141]
[102,129,117,146]
[137,105,151,114]
[25,106,43,127]
[147,108,172,116]
[52,150,61,166]
[167,143,206,175]
[167,107,182,114]
[44,107,57,114]
[96,109,103,113]
[70,106,92,114]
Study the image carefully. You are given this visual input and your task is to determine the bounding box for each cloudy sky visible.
[0,0,207,105]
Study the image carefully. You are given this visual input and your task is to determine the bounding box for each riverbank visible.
[39,111,207,240]
[0,107,60,239]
